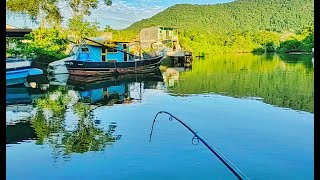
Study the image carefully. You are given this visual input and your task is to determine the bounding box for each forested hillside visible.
[122,0,314,54]
[128,0,313,33]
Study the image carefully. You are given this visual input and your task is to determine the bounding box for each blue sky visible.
[6,0,234,29]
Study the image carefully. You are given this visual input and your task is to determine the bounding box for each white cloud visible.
[86,0,165,29]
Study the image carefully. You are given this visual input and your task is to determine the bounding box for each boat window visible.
[81,47,89,52]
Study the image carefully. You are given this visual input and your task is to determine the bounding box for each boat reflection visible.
[66,72,164,106]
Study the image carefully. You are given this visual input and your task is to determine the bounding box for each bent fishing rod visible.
[149,111,249,180]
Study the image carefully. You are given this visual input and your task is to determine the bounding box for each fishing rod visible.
[149,111,249,180]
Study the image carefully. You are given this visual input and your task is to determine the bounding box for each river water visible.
[6,53,314,180]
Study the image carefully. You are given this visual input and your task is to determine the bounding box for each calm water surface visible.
[6,54,314,180]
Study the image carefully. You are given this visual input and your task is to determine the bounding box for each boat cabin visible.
[74,40,135,63]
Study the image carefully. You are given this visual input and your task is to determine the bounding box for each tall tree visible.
[6,0,62,27]
[6,0,112,27]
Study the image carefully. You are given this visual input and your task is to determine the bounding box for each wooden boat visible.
[64,38,165,76]
[65,56,164,76]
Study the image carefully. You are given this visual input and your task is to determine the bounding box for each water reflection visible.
[6,72,166,161]
[6,54,314,179]
[67,73,163,106]
[167,54,314,113]
[6,121,37,144]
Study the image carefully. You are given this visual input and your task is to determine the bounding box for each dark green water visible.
[6,53,313,180]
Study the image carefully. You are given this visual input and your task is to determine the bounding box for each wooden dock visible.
[166,50,192,68]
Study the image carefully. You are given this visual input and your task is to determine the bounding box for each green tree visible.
[7,0,112,27]
[7,0,62,27]
[67,15,101,42]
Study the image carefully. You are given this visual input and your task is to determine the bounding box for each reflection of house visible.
[139,26,178,49]
[162,67,188,88]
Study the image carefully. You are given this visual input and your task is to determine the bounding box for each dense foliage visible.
[128,0,313,33]
[124,0,314,54]
[6,0,112,27]
[68,15,101,41]
[7,28,69,63]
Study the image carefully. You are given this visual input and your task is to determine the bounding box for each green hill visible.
[127,0,313,33]
[122,0,314,54]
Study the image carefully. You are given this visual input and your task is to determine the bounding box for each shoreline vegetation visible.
[6,0,314,64]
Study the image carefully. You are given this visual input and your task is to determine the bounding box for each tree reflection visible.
[168,54,314,113]
[30,87,121,161]
[62,102,118,154]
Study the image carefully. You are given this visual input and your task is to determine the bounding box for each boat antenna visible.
[150,111,250,180]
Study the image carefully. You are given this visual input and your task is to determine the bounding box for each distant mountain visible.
[126,0,313,34]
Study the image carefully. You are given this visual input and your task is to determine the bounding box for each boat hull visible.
[6,68,44,86]
[47,55,75,74]
[6,69,29,86]
[65,55,163,76]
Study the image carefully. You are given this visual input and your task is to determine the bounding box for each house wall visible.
[106,43,131,62]
[139,26,159,43]
[139,26,176,49]
[158,28,174,40]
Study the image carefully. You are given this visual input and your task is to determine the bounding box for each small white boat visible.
[47,55,76,74]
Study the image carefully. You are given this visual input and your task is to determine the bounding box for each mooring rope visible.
[150,111,249,180]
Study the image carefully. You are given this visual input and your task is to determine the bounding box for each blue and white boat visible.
[6,57,44,86]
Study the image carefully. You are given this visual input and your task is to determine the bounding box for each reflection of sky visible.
[6,0,233,29]
[7,89,314,179]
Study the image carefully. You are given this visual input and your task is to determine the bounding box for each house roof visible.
[6,25,32,37]
[142,26,177,30]
[6,24,18,29]
[157,26,177,29]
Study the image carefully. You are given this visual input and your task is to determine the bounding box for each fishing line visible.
[149,111,249,180]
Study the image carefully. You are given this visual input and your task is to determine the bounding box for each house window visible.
[81,47,89,52]
[107,47,117,53]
